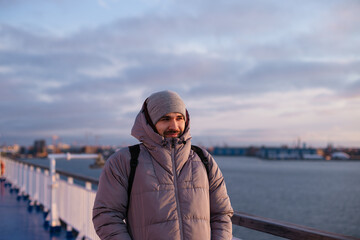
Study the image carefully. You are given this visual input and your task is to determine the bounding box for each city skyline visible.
[1,0,360,148]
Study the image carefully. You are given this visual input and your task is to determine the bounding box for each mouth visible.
[164,130,181,138]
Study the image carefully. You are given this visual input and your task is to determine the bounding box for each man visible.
[93,90,233,240]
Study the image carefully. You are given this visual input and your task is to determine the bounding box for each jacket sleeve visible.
[92,149,132,240]
[206,151,234,240]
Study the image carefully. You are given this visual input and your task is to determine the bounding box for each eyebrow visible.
[161,114,184,119]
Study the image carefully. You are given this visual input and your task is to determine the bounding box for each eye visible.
[159,117,170,121]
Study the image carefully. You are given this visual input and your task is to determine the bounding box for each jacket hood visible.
[131,106,192,148]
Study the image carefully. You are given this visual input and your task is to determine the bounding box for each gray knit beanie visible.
[146,90,186,124]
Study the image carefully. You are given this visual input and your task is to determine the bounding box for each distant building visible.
[33,139,47,158]
[82,146,99,154]
[211,147,248,156]
[256,147,323,160]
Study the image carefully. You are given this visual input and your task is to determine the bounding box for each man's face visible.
[155,112,185,138]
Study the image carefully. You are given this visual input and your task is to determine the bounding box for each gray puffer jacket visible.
[93,110,233,240]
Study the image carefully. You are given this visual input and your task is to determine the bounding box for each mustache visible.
[164,130,182,135]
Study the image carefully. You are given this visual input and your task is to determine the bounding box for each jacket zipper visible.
[171,139,184,240]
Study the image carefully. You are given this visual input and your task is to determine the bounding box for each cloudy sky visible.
[1,0,359,148]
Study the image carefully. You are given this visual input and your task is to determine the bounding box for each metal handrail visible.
[232,211,359,240]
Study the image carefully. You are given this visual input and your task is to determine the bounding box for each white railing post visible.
[17,163,25,199]
[28,165,35,210]
[4,158,12,187]
[76,181,93,240]
[48,157,61,231]
[11,161,19,192]
[35,167,41,210]
[26,164,30,198]
[85,181,92,239]
[66,177,74,238]
[43,169,50,219]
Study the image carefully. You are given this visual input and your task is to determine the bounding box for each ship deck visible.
[0,180,69,240]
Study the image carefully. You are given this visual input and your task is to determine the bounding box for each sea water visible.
[24,156,360,239]
[216,157,360,239]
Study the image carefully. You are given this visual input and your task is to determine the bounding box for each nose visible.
[168,118,178,130]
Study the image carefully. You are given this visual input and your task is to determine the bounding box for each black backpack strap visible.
[191,145,210,177]
[128,144,140,200]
